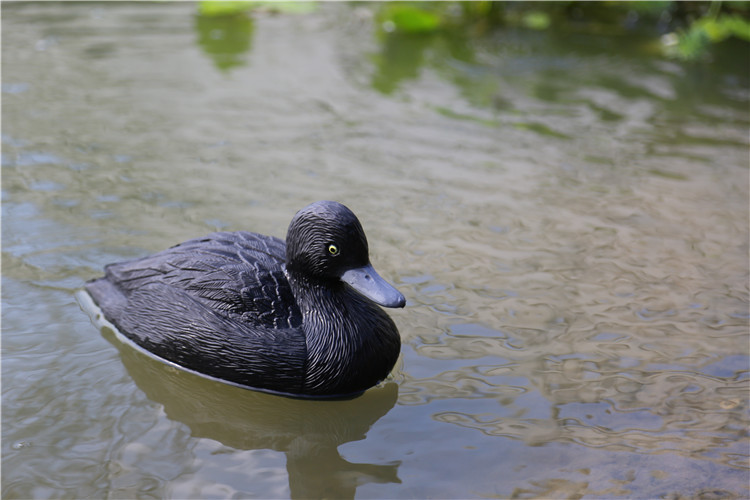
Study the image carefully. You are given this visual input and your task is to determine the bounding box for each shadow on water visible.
[101,323,400,500]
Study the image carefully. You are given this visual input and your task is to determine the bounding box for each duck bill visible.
[341,264,406,308]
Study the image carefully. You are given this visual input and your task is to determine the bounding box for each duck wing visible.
[85,231,309,393]
[108,281,307,394]
[88,231,302,330]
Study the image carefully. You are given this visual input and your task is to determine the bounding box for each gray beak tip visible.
[340,264,406,309]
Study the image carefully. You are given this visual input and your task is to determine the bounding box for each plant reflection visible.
[104,326,401,499]
[194,10,254,71]
[371,32,435,95]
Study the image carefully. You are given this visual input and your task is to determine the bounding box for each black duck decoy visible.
[85,201,405,398]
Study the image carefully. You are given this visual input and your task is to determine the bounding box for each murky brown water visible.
[3,3,748,499]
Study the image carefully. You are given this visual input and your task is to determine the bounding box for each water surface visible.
[3,3,749,499]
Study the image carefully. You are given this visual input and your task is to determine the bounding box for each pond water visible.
[2,3,749,499]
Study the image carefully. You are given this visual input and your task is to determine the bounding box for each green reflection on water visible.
[194,10,254,71]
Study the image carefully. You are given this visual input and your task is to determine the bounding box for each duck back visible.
[86,232,309,395]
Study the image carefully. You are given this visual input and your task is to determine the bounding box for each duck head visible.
[285,201,406,308]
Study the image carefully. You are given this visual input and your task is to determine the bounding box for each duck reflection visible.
[104,326,401,499]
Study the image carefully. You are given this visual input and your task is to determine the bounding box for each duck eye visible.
[327,244,340,256]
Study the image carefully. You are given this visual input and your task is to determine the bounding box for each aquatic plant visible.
[371,1,749,60]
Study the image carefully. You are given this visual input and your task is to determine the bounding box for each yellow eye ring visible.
[328,244,340,256]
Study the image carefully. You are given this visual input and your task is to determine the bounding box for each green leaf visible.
[665,13,750,59]
[722,14,750,41]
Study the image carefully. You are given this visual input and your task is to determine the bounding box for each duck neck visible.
[284,268,400,396]
[285,269,359,345]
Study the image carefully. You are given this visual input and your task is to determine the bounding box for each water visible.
[2,3,748,498]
